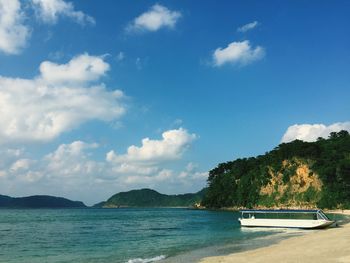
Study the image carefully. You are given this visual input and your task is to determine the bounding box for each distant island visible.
[94,188,206,208]
[202,130,350,209]
[2,131,349,210]
[0,195,86,208]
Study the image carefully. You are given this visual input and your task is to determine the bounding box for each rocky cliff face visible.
[259,159,323,208]
[202,131,350,209]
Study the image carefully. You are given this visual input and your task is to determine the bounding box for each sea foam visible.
[126,255,166,263]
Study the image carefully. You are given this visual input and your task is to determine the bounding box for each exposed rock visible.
[259,159,323,207]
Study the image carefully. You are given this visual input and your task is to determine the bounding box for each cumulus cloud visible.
[213,40,265,67]
[123,169,173,185]
[281,122,350,143]
[10,159,33,172]
[103,128,200,194]
[0,136,206,204]
[0,148,36,183]
[127,4,181,32]
[0,0,94,54]
[45,141,101,176]
[31,0,95,25]
[0,0,30,54]
[237,21,259,33]
[178,162,208,182]
[107,128,197,164]
[40,53,110,84]
[0,141,106,202]
[0,54,125,143]
[110,162,159,176]
[45,132,197,187]
[0,148,25,172]
[122,165,207,194]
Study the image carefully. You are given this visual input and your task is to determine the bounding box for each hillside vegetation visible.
[201,131,350,209]
[95,188,206,208]
[0,195,86,208]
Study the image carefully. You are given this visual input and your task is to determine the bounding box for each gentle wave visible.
[126,255,166,263]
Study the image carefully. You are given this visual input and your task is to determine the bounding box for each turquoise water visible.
[0,208,301,263]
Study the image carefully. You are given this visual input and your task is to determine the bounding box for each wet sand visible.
[200,210,350,263]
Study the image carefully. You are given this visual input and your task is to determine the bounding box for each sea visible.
[0,208,344,263]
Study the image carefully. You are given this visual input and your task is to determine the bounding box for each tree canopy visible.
[201,131,350,209]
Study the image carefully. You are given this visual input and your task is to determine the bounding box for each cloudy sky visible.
[0,0,349,205]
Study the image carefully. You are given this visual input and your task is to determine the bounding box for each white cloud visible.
[178,162,207,181]
[213,40,265,67]
[107,128,197,163]
[105,128,199,192]
[0,54,125,143]
[124,169,173,185]
[110,163,159,176]
[10,159,33,172]
[122,165,207,193]
[281,122,350,143]
[46,141,98,161]
[237,21,259,33]
[5,148,24,157]
[31,0,95,25]
[43,135,200,193]
[0,136,207,204]
[40,53,110,84]
[0,0,94,55]
[0,147,25,172]
[0,148,40,183]
[127,4,181,32]
[45,141,101,176]
[0,0,30,54]
[0,141,107,203]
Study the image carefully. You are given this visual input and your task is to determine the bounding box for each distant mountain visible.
[0,195,86,208]
[94,188,206,208]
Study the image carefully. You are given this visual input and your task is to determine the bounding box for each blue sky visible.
[0,0,349,205]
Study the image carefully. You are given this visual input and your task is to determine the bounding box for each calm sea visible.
[0,208,328,263]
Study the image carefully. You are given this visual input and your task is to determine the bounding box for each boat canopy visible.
[239,209,330,220]
[240,209,320,213]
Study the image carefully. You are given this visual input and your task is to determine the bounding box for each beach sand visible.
[200,210,350,263]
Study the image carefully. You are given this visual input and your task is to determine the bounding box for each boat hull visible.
[239,218,334,229]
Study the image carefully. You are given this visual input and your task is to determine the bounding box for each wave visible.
[126,255,166,263]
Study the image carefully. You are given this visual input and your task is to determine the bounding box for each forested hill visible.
[0,195,86,208]
[94,188,206,208]
[201,130,350,209]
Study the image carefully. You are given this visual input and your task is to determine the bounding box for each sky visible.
[0,0,349,205]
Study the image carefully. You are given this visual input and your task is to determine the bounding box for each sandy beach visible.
[200,210,350,263]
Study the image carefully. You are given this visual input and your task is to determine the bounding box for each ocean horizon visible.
[0,208,321,263]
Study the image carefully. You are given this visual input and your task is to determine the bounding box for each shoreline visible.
[199,210,350,263]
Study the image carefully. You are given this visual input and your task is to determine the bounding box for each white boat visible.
[238,209,335,229]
